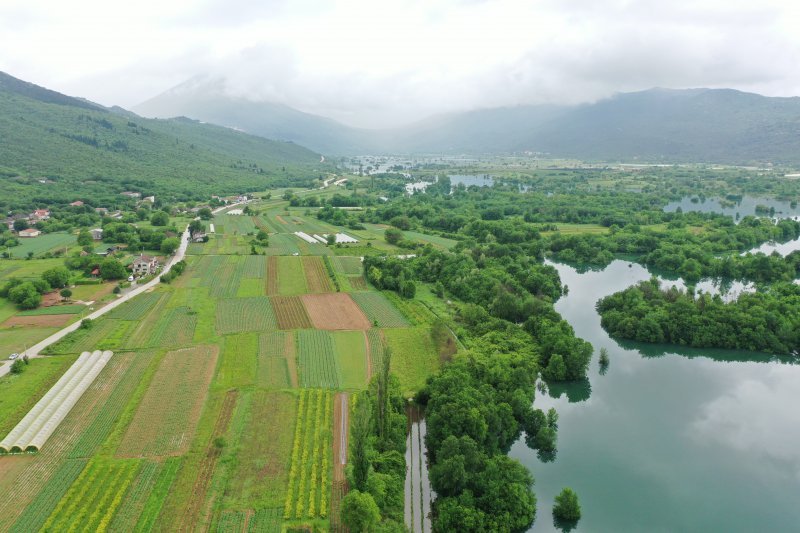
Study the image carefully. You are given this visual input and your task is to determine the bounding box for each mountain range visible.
[134,77,800,163]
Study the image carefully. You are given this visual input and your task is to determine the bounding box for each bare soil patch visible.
[266,257,279,296]
[301,293,370,330]
[275,215,288,225]
[2,314,73,328]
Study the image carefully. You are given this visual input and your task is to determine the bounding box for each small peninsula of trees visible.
[597,278,800,354]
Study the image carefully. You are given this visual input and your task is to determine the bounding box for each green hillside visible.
[0,72,329,208]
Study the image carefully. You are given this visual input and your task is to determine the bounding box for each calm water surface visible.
[513,260,800,532]
[664,195,800,219]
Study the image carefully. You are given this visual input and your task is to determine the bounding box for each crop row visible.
[322,255,341,292]
[242,255,266,278]
[146,306,197,347]
[283,390,333,520]
[133,457,182,533]
[108,292,164,321]
[69,352,151,458]
[106,461,160,532]
[209,260,242,298]
[271,296,312,329]
[248,508,281,533]
[366,329,385,377]
[216,297,278,334]
[334,256,363,276]
[10,458,88,532]
[217,510,247,532]
[41,458,140,532]
[297,330,339,389]
[351,291,410,328]
[283,390,306,519]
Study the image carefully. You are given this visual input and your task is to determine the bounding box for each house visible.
[94,207,108,215]
[90,267,100,278]
[109,211,124,219]
[120,191,141,198]
[30,209,50,220]
[142,196,155,203]
[90,228,104,240]
[191,232,207,243]
[18,228,42,238]
[226,209,244,215]
[131,255,159,276]
[70,201,84,207]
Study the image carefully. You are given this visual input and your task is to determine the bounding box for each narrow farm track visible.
[177,390,238,532]
[330,392,349,533]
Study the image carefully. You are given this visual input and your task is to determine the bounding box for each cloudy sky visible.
[1,0,799,127]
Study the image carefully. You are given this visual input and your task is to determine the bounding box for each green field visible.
[218,333,258,389]
[277,256,307,296]
[384,326,441,395]
[8,232,77,258]
[296,330,338,389]
[215,297,277,334]
[332,331,368,390]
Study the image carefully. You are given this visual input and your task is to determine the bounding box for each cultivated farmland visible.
[277,256,307,295]
[283,389,333,521]
[297,331,339,389]
[301,293,370,330]
[271,296,313,329]
[302,256,334,293]
[332,331,368,390]
[216,297,277,334]
[351,291,410,328]
[117,345,219,457]
[333,257,363,276]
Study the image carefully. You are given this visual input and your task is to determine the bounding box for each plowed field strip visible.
[302,257,333,293]
[177,390,238,531]
[271,296,313,329]
[266,257,278,296]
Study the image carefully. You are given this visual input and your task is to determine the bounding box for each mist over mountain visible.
[135,77,800,164]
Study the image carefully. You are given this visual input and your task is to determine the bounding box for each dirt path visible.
[363,331,373,382]
[331,392,349,533]
[177,390,238,531]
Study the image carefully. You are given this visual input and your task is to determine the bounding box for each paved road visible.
[0,201,242,378]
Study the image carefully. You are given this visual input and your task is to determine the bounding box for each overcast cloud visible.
[0,0,798,127]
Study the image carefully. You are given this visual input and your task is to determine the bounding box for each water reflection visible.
[514,255,800,532]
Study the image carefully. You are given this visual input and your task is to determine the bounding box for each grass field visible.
[222,391,296,511]
[384,326,440,395]
[0,354,78,436]
[17,304,86,316]
[277,256,307,295]
[0,258,65,280]
[332,331,368,390]
[258,331,295,388]
[117,345,219,458]
[218,334,258,389]
[333,256,363,276]
[297,330,339,389]
[351,291,409,328]
[237,278,265,297]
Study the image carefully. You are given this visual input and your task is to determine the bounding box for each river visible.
[511,249,800,531]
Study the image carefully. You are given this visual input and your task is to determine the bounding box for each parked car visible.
[8,353,19,360]
[128,276,134,282]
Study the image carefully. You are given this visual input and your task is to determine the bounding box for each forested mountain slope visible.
[0,72,328,207]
